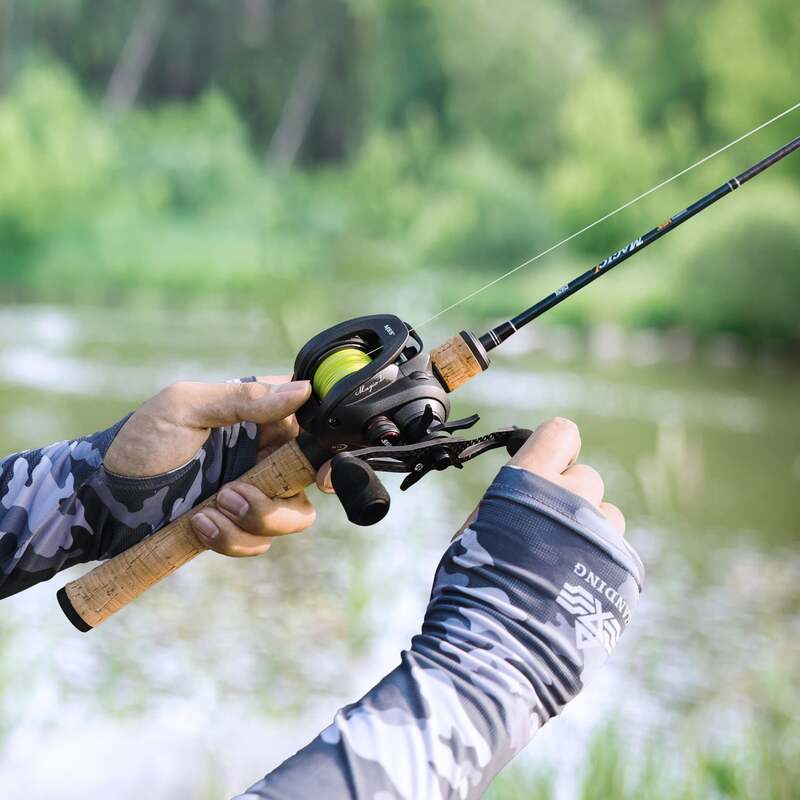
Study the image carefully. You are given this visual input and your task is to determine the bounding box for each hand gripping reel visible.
[329,422,533,525]
[292,313,530,525]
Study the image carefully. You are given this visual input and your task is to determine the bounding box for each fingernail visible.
[275,380,310,396]
[217,488,249,518]
[192,513,219,540]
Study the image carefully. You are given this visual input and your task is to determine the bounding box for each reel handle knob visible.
[330,455,390,526]
[505,427,534,457]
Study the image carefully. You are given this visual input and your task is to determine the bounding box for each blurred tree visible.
[430,0,594,169]
[699,0,800,179]
[546,68,667,253]
[3,0,361,160]
[105,0,171,111]
[0,0,797,343]
[354,0,448,133]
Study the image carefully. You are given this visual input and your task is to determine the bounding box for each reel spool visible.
[294,314,450,450]
[312,347,373,399]
[308,342,396,525]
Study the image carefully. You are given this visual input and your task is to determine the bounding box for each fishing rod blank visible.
[479,134,800,352]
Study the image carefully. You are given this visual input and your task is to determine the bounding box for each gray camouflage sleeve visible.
[0,392,260,599]
[236,464,644,800]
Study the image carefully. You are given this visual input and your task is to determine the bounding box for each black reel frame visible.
[293,314,529,526]
[294,314,451,450]
[329,426,532,525]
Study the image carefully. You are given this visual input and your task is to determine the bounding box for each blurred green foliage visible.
[0,0,798,344]
[485,698,800,800]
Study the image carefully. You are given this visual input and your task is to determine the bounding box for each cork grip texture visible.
[430,334,485,392]
[62,439,316,629]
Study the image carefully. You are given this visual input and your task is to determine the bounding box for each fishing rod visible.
[481,133,800,350]
[57,132,800,632]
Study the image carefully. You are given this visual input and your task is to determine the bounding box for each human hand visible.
[104,376,317,557]
[239,417,643,799]
[508,416,625,535]
[454,416,624,539]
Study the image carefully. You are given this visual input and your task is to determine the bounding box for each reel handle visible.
[505,428,534,457]
[57,439,317,632]
[330,456,391,526]
[56,327,491,631]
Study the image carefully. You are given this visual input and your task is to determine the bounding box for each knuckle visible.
[577,462,600,479]
[207,532,234,555]
[601,502,626,533]
[256,506,283,535]
[577,463,603,486]
[606,501,624,519]
[158,382,189,405]
[552,416,580,437]
[230,380,254,398]
[226,380,260,410]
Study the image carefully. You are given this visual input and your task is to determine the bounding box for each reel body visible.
[292,314,527,526]
[294,314,451,450]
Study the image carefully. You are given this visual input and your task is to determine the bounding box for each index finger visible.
[509,417,581,478]
[173,380,311,429]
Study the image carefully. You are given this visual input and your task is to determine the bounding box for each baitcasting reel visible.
[292,314,531,525]
[59,133,800,631]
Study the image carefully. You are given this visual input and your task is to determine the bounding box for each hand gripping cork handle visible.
[57,332,488,631]
[57,439,317,631]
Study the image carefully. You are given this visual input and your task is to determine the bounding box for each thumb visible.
[171,379,312,429]
[509,417,581,479]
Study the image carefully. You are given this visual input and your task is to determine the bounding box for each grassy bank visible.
[486,715,800,800]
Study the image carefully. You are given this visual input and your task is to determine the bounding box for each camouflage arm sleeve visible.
[0,391,260,599]
[236,465,644,800]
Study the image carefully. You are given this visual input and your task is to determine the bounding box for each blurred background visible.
[0,1,798,798]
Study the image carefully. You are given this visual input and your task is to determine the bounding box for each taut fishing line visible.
[62,113,800,628]
[407,98,800,336]
[319,101,800,399]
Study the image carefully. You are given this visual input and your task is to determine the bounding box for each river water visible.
[0,305,797,798]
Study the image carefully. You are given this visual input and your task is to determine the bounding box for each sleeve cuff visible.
[486,465,645,589]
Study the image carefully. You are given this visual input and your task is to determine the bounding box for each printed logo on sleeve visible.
[555,562,628,654]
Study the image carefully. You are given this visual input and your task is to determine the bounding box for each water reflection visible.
[0,305,797,798]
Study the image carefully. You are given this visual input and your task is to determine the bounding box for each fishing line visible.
[409,99,800,334]
[313,348,372,398]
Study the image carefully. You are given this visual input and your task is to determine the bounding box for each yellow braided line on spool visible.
[312,348,372,399]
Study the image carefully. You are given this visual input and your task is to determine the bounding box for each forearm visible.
[237,466,643,799]
[0,417,258,598]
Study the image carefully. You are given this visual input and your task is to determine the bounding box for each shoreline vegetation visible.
[485,716,800,800]
[2,295,796,367]
[2,5,798,798]
[2,59,799,351]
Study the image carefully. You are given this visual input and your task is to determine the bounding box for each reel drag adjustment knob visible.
[330,455,391,526]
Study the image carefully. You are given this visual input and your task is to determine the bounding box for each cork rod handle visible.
[58,332,488,632]
[429,332,488,392]
[57,439,317,631]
